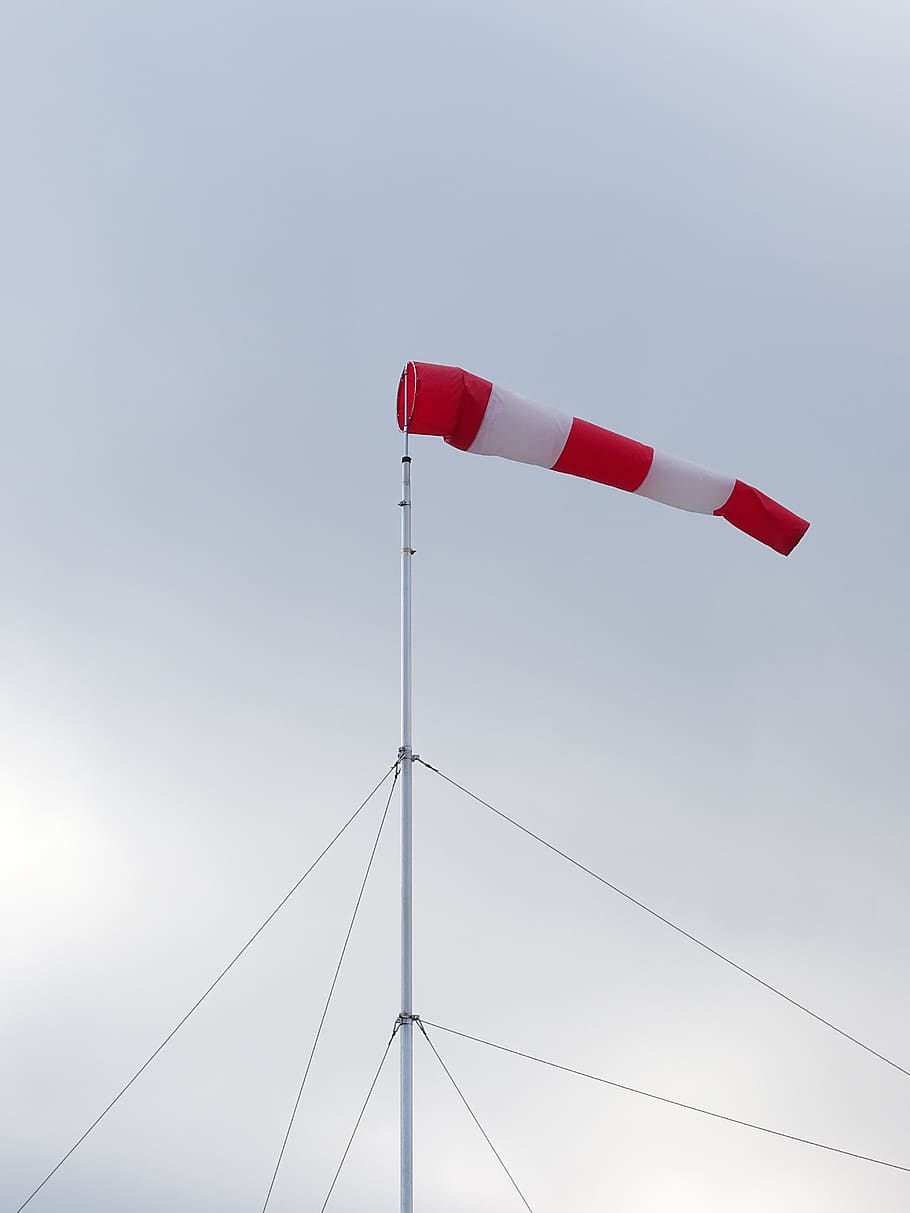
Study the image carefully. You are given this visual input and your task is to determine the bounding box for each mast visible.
[399,366,414,1213]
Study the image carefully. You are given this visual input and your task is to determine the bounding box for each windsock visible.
[398,362,809,556]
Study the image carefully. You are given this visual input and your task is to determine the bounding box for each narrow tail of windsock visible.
[398,361,809,556]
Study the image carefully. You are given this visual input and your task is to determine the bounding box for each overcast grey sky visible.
[2,1,908,1209]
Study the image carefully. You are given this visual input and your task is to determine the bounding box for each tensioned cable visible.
[417,758,910,1083]
[417,1021,535,1212]
[15,761,399,1213]
[260,768,399,1213]
[422,1021,910,1175]
[320,1024,399,1212]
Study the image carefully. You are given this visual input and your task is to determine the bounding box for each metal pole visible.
[399,369,414,1213]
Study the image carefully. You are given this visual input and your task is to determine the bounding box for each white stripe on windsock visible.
[467,385,573,469]
[634,450,736,514]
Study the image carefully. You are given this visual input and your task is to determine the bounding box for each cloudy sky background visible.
[2,1,909,1209]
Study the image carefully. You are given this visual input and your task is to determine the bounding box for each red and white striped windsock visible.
[397,362,809,556]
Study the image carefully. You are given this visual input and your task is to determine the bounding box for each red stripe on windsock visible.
[552,417,654,491]
[397,362,492,450]
[715,480,810,556]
